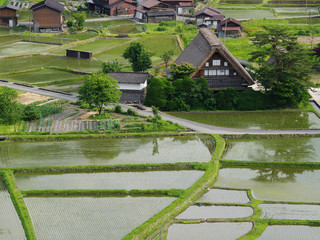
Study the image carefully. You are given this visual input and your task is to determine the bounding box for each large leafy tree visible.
[79,72,121,114]
[250,25,313,108]
[122,42,153,72]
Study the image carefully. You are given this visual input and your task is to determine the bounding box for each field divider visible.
[6,162,208,174]
[0,171,36,240]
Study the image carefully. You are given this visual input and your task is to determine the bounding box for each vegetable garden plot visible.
[257,225,320,240]
[2,135,214,167]
[167,222,253,240]
[197,189,250,204]
[259,204,320,220]
[0,177,26,240]
[215,167,320,202]
[168,111,320,130]
[24,196,175,240]
[15,171,204,190]
[223,137,320,163]
[176,205,253,219]
[0,42,56,57]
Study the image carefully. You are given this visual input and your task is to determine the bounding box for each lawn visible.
[84,19,134,28]
[1,69,85,84]
[54,38,130,56]
[0,42,57,57]
[0,55,102,73]
[95,35,182,65]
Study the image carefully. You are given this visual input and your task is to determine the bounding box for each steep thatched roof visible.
[175,28,254,85]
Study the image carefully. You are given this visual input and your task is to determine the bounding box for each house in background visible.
[195,7,224,29]
[108,72,150,103]
[218,17,242,38]
[175,28,254,90]
[160,0,194,15]
[88,0,136,16]
[134,0,176,23]
[30,0,65,32]
[0,5,19,27]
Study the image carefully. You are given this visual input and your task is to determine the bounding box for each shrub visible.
[127,108,137,116]
[236,90,266,111]
[156,27,167,31]
[23,105,41,121]
[114,105,123,113]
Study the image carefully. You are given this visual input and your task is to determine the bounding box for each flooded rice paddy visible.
[0,135,214,167]
[197,189,250,203]
[257,225,320,240]
[223,137,320,163]
[168,111,320,129]
[15,171,204,190]
[259,204,320,220]
[214,167,320,202]
[0,42,56,57]
[0,177,26,239]
[167,222,253,240]
[176,205,253,219]
[24,196,175,240]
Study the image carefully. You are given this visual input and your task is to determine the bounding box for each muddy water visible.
[197,189,250,203]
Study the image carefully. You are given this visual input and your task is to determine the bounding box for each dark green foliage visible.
[156,27,167,31]
[101,60,122,74]
[144,77,169,109]
[122,42,153,72]
[170,62,197,80]
[197,77,208,91]
[250,25,313,108]
[127,108,137,116]
[236,90,266,111]
[114,105,123,113]
[23,105,41,121]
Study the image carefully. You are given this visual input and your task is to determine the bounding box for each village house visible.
[175,28,254,90]
[0,4,19,27]
[195,7,224,29]
[160,0,194,15]
[30,0,65,32]
[108,72,150,103]
[134,0,175,23]
[217,17,242,38]
[88,0,136,16]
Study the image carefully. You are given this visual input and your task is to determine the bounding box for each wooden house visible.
[0,5,19,27]
[88,0,136,16]
[30,0,65,33]
[218,17,242,38]
[195,7,224,30]
[108,72,150,103]
[134,0,175,23]
[175,28,254,90]
[159,0,194,15]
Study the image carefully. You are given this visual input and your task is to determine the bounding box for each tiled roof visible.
[195,6,222,17]
[0,4,19,10]
[141,0,161,9]
[30,0,64,12]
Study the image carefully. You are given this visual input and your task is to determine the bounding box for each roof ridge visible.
[199,28,222,50]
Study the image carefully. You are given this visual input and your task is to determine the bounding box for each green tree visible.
[160,50,175,68]
[250,25,313,108]
[101,60,122,74]
[144,77,168,109]
[0,87,21,130]
[73,12,86,30]
[123,42,153,72]
[170,62,197,80]
[79,72,122,114]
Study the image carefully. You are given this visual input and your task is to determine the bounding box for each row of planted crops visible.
[1,133,320,239]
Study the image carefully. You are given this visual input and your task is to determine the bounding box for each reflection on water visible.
[223,137,319,163]
[169,111,320,129]
[215,167,319,202]
[0,135,214,167]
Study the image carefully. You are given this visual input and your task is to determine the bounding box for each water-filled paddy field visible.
[15,171,204,190]
[169,111,320,129]
[0,42,57,57]
[24,196,175,240]
[0,177,26,239]
[0,135,214,167]
[223,137,320,162]
[215,167,320,202]
[167,222,253,240]
[223,9,275,19]
[197,189,250,203]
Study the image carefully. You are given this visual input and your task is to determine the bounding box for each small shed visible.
[88,0,136,16]
[195,7,224,29]
[218,18,242,38]
[108,72,150,103]
[134,0,174,23]
[30,0,65,33]
[0,5,19,27]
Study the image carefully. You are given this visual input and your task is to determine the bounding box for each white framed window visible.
[234,72,237,76]
[209,69,216,76]
[212,59,221,66]
[224,62,228,66]
[204,69,209,76]
[205,62,209,67]
[217,69,224,75]
[225,69,229,75]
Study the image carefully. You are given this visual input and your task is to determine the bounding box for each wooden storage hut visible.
[175,28,254,90]
[134,0,175,23]
[108,72,150,103]
[30,0,65,33]
[218,18,242,38]
[88,0,136,16]
[195,7,224,30]
[0,5,19,27]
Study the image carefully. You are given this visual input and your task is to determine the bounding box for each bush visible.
[23,105,41,121]
[114,105,123,113]
[156,27,167,31]
[127,108,137,116]
[236,90,266,111]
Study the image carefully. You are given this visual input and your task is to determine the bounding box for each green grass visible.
[84,19,134,28]
[56,31,99,41]
[224,37,254,61]
[17,10,32,22]
[95,35,182,65]
[0,55,102,73]
[107,24,145,34]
